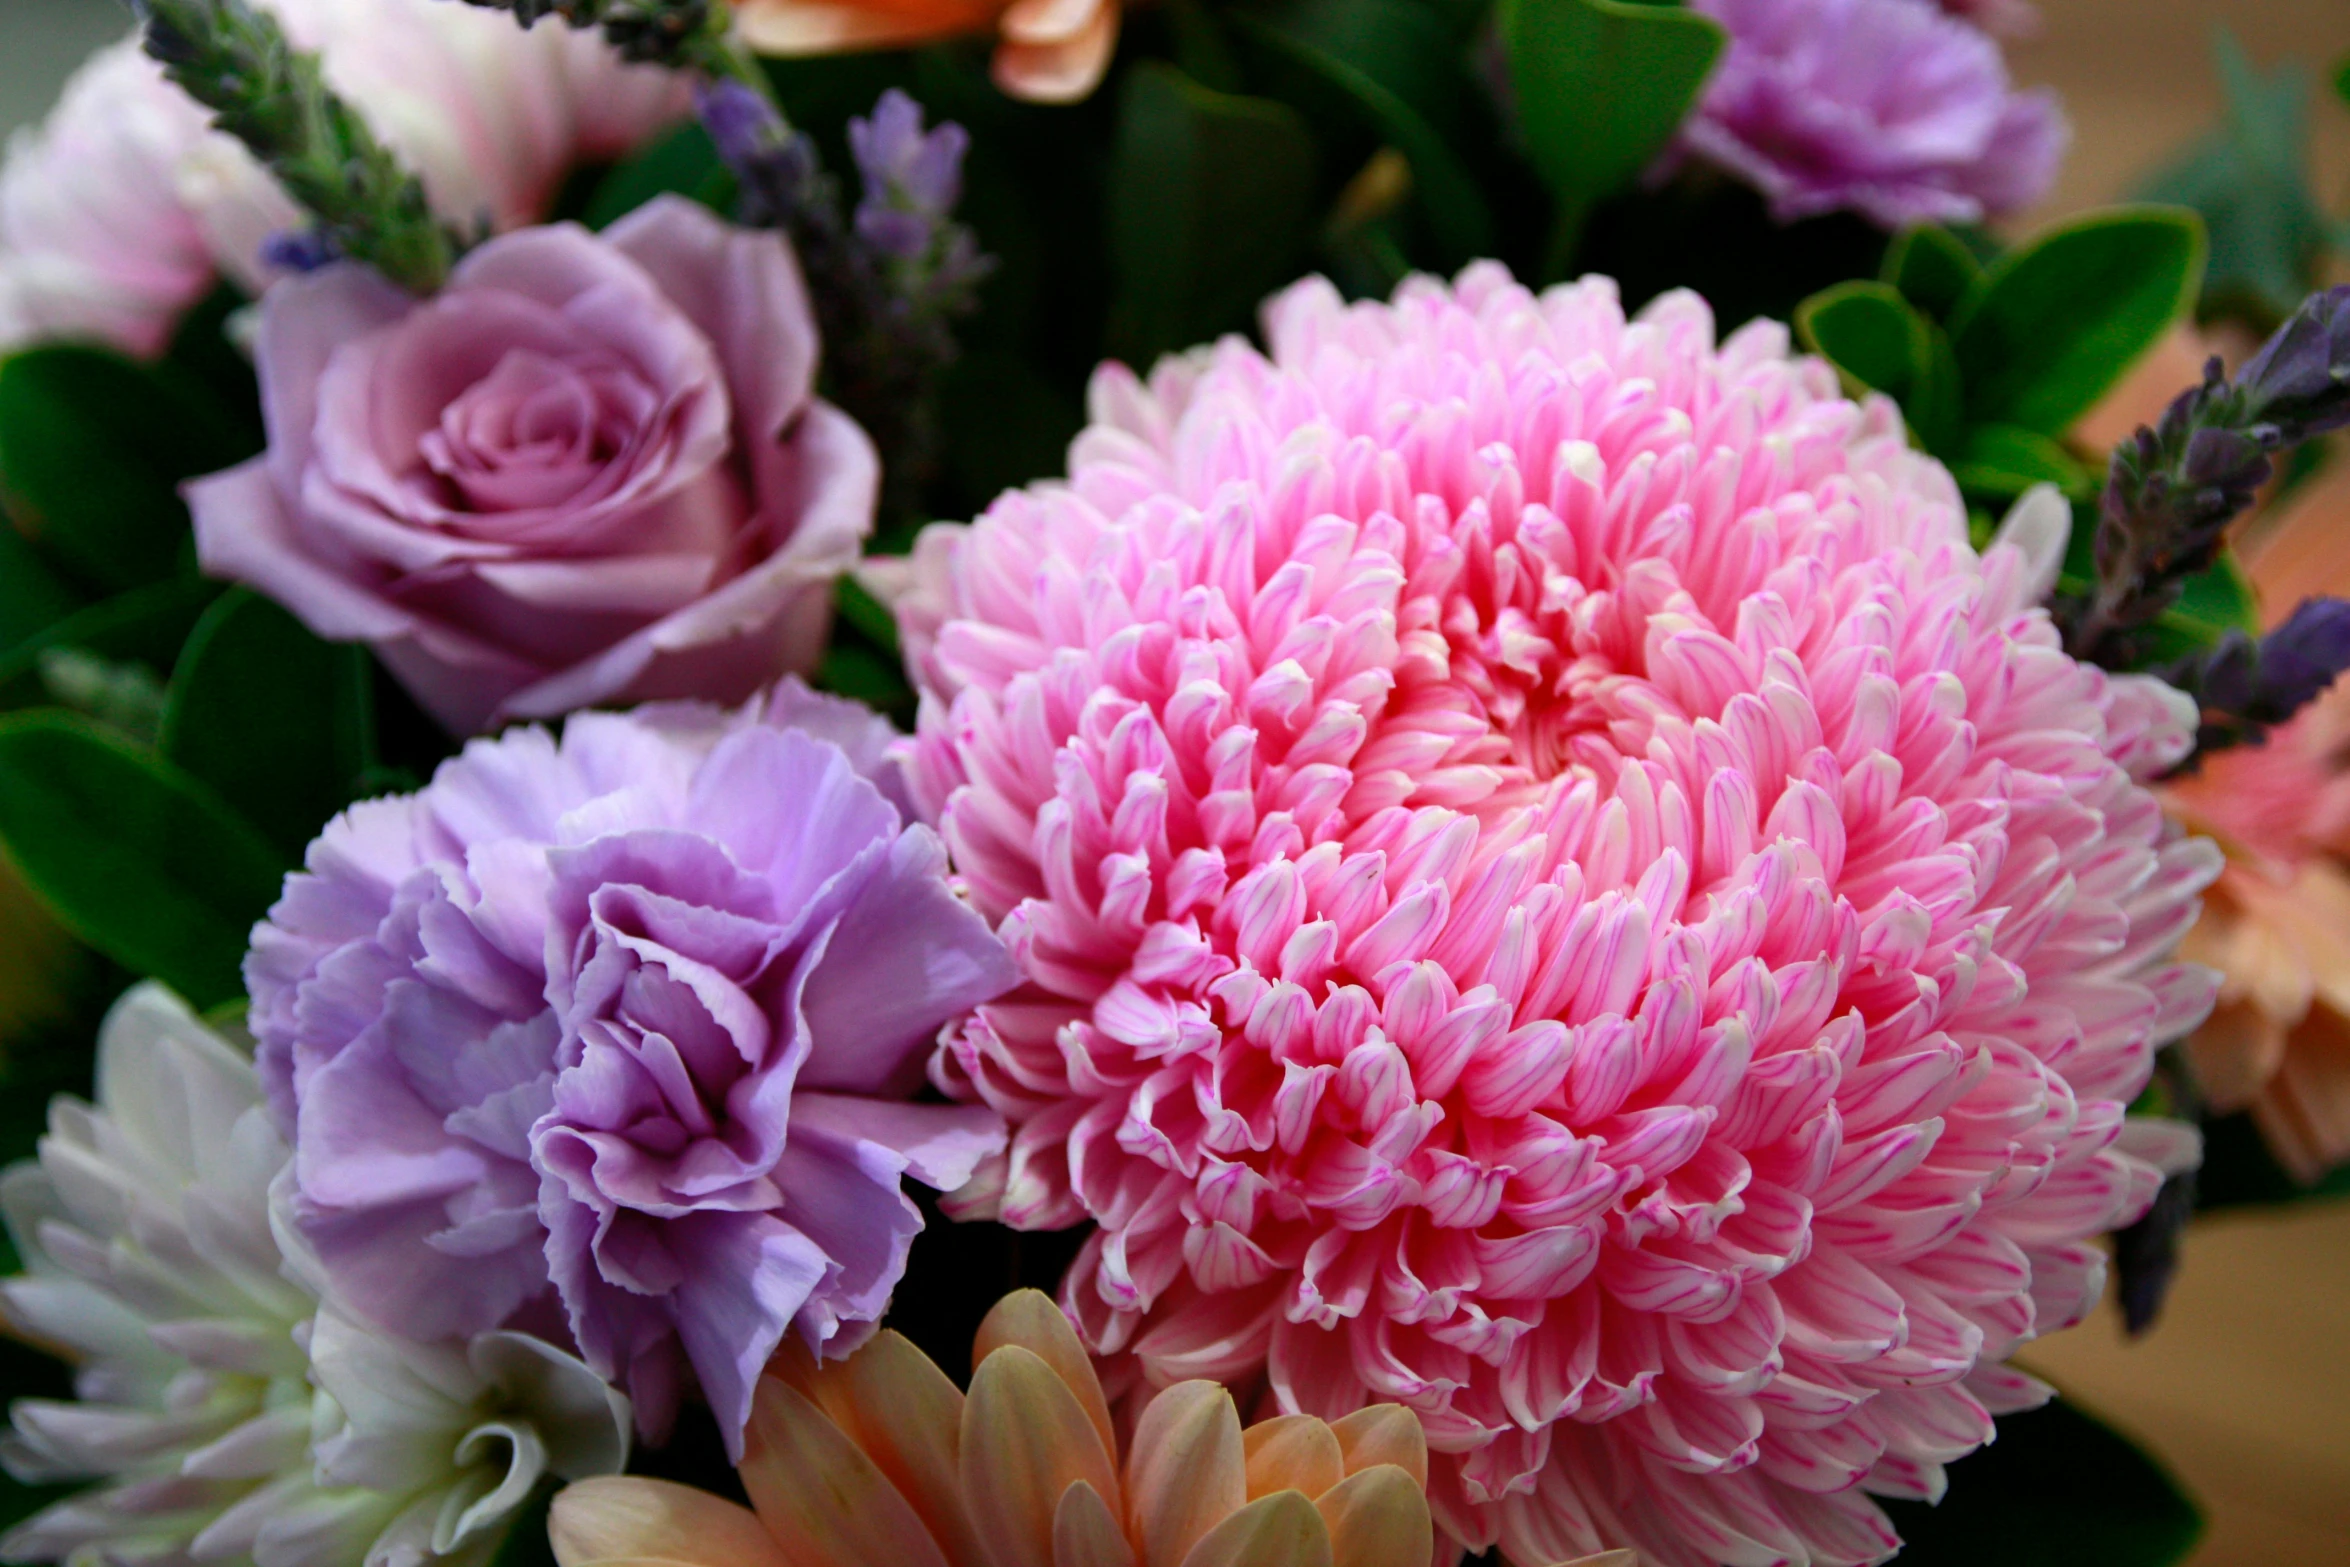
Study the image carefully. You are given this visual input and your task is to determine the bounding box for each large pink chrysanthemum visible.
[889,265,2219,1565]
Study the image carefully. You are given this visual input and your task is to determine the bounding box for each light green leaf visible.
[1500,0,1725,266]
[0,711,289,1010]
[1953,423,2097,503]
[1950,206,2206,437]
[1106,63,1318,364]
[1794,281,1961,456]
[1881,223,1983,321]
[159,589,374,860]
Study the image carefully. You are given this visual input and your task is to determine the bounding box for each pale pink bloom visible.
[0,0,687,358]
[893,266,2218,1566]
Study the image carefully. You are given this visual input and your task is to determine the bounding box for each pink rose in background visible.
[189,197,875,734]
[0,0,688,358]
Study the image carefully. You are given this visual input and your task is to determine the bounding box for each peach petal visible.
[548,1479,788,1567]
[1126,1382,1248,1567]
[740,1375,949,1567]
[1174,1492,1333,1567]
[989,0,1118,104]
[1054,1480,1141,1567]
[1327,1408,1427,1488]
[1240,1416,1344,1502]
[822,1331,986,1567]
[976,1289,1120,1469]
[962,1345,1121,1567]
[1310,1466,1432,1567]
[999,0,1100,46]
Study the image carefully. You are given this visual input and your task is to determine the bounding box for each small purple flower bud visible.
[2250,595,2350,722]
[695,77,790,168]
[2238,284,2350,442]
[849,89,969,223]
[261,229,339,273]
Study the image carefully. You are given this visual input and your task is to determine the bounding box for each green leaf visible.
[1882,224,1983,321]
[582,120,735,230]
[2144,31,2325,325]
[2123,553,2263,666]
[1793,282,1962,456]
[1881,1396,2202,1567]
[1229,0,1496,261]
[1950,206,2206,438]
[1500,0,1725,266]
[0,348,258,598]
[835,576,902,657]
[0,523,85,653]
[1106,63,1318,365]
[1952,424,2097,503]
[0,579,223,712]
[0,711,289,1010]
[159,590,374,860]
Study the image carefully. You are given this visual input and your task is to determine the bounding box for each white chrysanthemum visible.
[0,985,631,1567]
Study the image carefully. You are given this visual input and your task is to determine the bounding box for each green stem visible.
[134,0,456,293]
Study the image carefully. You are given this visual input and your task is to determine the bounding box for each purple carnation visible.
[246,680,1017,1455]
[1682,0,2067,228]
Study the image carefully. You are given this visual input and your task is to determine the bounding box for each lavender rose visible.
[189,196,875,735]
[246,680,1017,1452]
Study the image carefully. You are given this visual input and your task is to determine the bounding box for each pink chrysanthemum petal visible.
[898,265,2218,1567]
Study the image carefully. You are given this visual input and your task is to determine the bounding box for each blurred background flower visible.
[0,0,687,358]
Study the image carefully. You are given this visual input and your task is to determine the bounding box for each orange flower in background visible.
[734,0,1119,104]
[2160,459,2350,1181]
[553,1289,1602,1567]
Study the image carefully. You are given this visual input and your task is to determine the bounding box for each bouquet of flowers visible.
[0,1,2345,1564]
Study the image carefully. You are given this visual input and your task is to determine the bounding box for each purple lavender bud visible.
[695,77,790,167]
[2250,596,2350,722]
[849,89,969,222]
[2238,284,2350,442]
[260,228,339,273]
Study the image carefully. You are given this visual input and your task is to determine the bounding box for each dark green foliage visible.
[0,712,289,1011]
[0,346,256,598]
[1881,1397,2203,1567]
[159,590,378,860]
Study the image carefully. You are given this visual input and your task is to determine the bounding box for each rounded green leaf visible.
[1501,0,1724,261]
[1881,223,1983,322]
[0,347,258,597]
[1950,206,2207,437]
[159,588,375,859]
[0,711,288,1009]
[1107,62,1318,364]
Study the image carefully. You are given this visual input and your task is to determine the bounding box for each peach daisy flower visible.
[2161,461,2350,1181]
[734,0,1119,105]
[551,1289,1621,1567]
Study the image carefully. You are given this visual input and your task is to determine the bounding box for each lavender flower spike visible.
[851,89,969,260]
